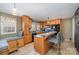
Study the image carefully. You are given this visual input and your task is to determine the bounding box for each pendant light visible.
[47,17,50,24]
[12,3,16,15]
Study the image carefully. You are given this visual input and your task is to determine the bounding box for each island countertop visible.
[34,31,56,38]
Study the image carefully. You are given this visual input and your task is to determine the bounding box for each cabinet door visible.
[24,35,28,44]
[28,35,32,42]
[34,37,49,54]
[22,16,32,28]
[29,19,32,28]
[24,27,30,34]
[26,34,32,43]
[17,39,24,48]
[22,16,27,24]
[26,18,29,25]
[55,19,60,24]
[51,20,56,25]
[34,37,45,54]
[24,34,32,44]
[34,37,42,53]
[8,40,17,53]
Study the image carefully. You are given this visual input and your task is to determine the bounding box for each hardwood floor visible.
[10,39,78,55]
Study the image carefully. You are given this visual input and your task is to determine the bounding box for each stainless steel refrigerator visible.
[75,8,79,53]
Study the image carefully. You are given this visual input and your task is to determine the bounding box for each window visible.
[0,16,16,34]
[30,22,40,32]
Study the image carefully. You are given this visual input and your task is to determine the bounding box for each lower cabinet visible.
[0,38,25,54]
[24,34,32,44]
[0,49,9,55]
[34,37,49,55]
[8,40,18,53]
[17,39,24,48]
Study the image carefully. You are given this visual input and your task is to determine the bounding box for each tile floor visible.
[10,39,78,55]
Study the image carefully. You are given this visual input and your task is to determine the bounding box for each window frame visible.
[0,16,17,34]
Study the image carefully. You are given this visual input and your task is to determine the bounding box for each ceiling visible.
[0,3,79,21]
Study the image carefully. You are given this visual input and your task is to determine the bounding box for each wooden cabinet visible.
[40,19,60,28]
[23,33,32,45]
[22,15,32,44]
[17,39,24,48]
[54,19,60,24]
[0,49,8,55]
[40,21,46,29]
[34,37,49,55]
[23,35,28,44]
[8,40,18,53]
[24,33,32,44]
[24,26,30,34]
[50,20,56,25]
[29,18,32,28]
[47,19,60,25]
[22,16,29,25]
[22,15,32,29]
[27,34,32,43]
[36,32,45,34]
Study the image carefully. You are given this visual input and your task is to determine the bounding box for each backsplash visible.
[0,34,17,39]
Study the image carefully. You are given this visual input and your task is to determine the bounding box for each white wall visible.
[72,17,75,43]
[60,18,72,41]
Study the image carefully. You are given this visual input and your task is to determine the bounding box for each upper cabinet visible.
[22,15,32,29]
[47,19,60,25]
[40,19,60,29]
[40,21,47,29]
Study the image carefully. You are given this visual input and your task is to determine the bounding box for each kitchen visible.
[0,3,79,55]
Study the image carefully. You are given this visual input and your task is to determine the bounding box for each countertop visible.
[35,31,56,38]
[0,40,8,51]
[0,36,23,51]
[1,36,23,41]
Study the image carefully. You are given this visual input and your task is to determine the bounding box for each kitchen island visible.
[34,31,56,55]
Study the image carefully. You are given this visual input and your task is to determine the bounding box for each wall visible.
[60,18,72,41]
[0,12,22,39]
[72,17,75,43]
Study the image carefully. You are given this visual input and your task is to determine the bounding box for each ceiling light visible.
[47,17,50,24]
[12,3,16,15]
